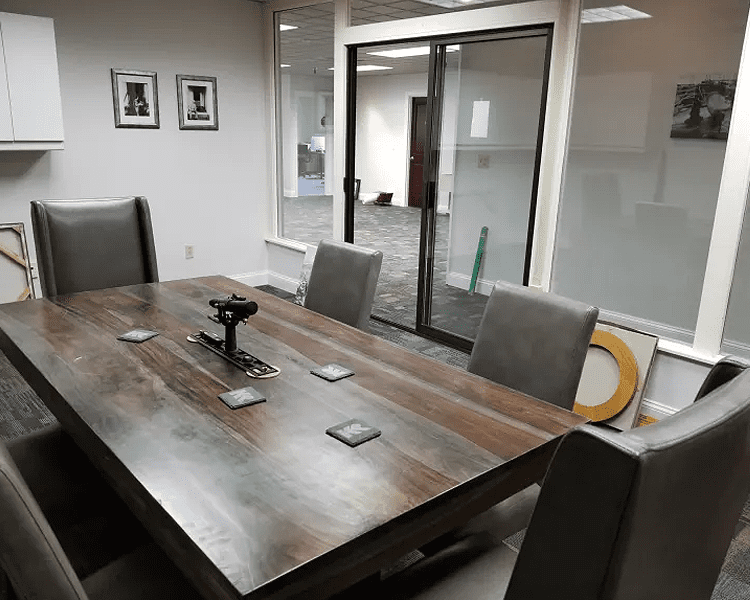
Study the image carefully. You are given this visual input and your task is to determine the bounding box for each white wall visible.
[355,72,427,206]
[0,0,270,291]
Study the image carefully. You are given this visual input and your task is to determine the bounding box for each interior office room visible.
[2,0,750,597]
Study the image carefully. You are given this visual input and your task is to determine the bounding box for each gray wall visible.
[0,0,270,288]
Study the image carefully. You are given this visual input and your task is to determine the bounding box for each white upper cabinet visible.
[0,12,64,149]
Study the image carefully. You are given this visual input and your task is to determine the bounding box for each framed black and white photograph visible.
[671,78,735,140]
[111,69,160,128]
[177,75,218,130]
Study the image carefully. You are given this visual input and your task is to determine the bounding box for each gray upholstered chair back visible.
[505,368,750,600]
[467,281,598,409]
[0,440,89,599]
[31,196,159,297]
[695,355,749,402]
[304,239,383,330]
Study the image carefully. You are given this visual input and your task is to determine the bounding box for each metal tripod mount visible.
[188,293,279,378]
[208,294,258,353]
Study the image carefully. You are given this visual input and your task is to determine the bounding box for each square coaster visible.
[311,364,355,382]
[117,329,159,343]
[326,419,381,447]
[218,386,267,410]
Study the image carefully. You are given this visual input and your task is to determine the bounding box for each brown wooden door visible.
[408,97,427,207]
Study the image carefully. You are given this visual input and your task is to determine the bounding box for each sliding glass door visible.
[419,29,552,348]
[346,26,552,351]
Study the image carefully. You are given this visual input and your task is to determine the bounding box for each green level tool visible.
[469,226,488,295]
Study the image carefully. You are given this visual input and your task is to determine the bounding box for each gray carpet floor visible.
[0,289,748,597]
[282,196,488,340]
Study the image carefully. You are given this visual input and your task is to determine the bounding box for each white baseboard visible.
[445,271,493,297]
[639,397,678,420]
[267,272,300,294]
[229,270,300,294]
[228,271,269,287]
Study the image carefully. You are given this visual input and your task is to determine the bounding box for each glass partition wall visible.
[270,0,750,360]
[552,0,750,345]
[275,3,335,245]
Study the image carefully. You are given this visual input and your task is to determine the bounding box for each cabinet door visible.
[0,12,64,142]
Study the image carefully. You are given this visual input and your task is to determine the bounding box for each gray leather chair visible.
[468,281,599,409]
[304,239,383,330]
[30,196,159,297]
[371,367,750,600]
[0,425,203,600]
[695,355,750,401]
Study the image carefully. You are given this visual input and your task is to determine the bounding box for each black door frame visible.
[344,25,554,352]
[408,96,428,208]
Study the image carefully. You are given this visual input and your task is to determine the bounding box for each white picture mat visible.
[180,78,217,127]
[117,74,158,126]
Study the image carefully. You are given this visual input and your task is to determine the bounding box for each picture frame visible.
[671,78,735,140]
[111,69,160,129]
[176,75,218,130]
[0,223,35,303]
[573,321,658,431]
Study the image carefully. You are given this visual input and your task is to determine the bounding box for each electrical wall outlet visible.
[185,244,194,259]
[478,154,490,169]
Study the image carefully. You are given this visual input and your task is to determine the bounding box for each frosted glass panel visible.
[724,202,750,356]
[552,0,749,343]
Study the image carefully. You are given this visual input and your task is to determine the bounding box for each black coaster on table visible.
[311,364,355,382]
[326,419,381,447]
[218,386,267,409]
[117,329,159,343]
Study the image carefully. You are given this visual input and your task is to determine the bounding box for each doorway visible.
[347,26,553,351]
[408,97,427,208]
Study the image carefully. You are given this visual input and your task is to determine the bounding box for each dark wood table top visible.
[0,276,586,600]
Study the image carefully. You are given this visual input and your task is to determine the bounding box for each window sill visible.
[265,237,309,253]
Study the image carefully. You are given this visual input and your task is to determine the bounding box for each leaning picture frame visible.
[111,69,160,129]
[0,223,35,303]
[176,75,218,130]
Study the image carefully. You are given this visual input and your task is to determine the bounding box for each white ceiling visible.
[277,0,529,76]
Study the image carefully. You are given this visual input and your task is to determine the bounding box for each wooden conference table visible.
[0,276,586,600]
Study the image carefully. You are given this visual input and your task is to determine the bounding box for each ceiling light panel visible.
[581,5,651,23]
[357,65,394,71]
[367,44,459,58]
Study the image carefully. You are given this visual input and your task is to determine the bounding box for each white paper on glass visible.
[470,100,490,138]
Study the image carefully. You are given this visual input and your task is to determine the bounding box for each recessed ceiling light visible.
[417,0,494,8]
[357,65,394,72]
[581,5,651,23]
[279,24,298,31]
[367,44,460,58]
[329,65,395,72]
[280,64,291,68]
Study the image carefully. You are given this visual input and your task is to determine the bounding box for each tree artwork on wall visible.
[671,78,735,140]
